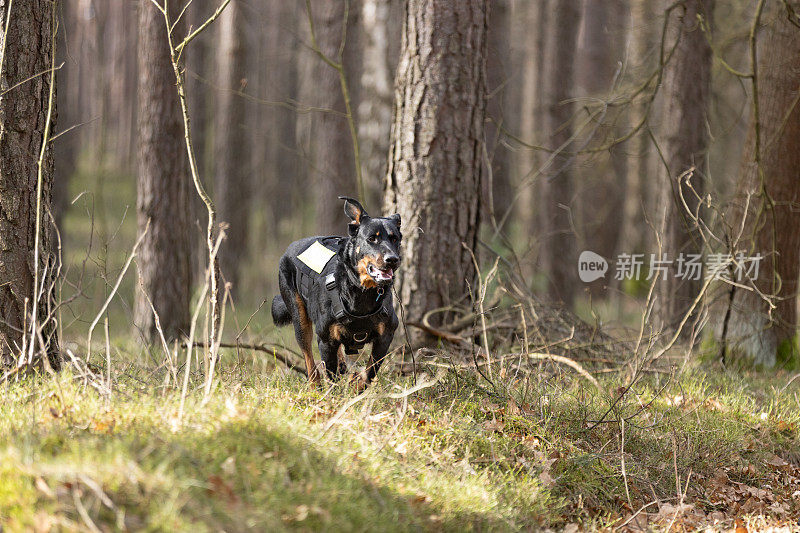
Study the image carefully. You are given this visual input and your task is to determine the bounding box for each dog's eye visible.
[368,235,379,244]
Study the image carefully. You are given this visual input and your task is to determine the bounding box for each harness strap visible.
[296,270,314,300]
[325,273,389,323]
[325,274,348,321]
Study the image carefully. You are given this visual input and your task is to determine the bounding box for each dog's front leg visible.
[318,341,344,380]
[363,335,392,387]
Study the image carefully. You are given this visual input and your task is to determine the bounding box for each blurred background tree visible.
[133,0,193,342]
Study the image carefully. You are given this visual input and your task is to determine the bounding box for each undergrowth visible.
[1,350,798,531]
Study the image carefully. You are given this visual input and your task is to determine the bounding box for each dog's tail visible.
[271,295,291,326]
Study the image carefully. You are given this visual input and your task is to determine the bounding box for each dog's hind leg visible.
[292,294,320,383]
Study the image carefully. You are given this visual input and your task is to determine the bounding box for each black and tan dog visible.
[271,197,401,387]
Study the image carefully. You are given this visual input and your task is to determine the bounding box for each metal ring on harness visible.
[353,332,368,343]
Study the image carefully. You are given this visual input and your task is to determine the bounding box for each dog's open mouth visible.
[367,263,394,282]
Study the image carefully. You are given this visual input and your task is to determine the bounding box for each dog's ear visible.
[339,196,369,232]
[388,213,401,229]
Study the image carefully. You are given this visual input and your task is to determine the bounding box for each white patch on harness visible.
[296,240,337,274]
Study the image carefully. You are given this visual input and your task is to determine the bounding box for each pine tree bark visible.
[726,3,800,367]
[384,0,488,339]
[539,0,581,304]
[654,0,713,329]
[214,0,249,294]
[0,0,60,367]
[134,0,192,342]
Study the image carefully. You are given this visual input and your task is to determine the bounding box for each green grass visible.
[24,163,798,531]
[2,354,798,531]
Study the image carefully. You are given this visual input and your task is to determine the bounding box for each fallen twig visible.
[193,341,306,376]
[508,351,601,389]
[318,370,446,438]
[405,321,466,345]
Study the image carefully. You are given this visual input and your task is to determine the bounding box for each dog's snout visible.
[384,254,400,268]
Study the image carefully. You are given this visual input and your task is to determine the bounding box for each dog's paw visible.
[347,370,369,393]
[307,368,323,388]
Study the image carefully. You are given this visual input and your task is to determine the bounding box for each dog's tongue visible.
[376,268,394,281]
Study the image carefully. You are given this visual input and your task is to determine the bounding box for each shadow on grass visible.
[146,418,468,531]
[7,409,530,532]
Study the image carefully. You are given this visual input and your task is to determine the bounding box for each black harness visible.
[290,237,390,354]
[291,236,344,300]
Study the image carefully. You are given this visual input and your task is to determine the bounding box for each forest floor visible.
[1,350,799,532]
[5,169,796,530]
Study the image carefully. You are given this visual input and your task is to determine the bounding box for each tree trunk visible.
[577,0,627,95]
[75,0,101,166]
[726,3,800,367]
[358,0,392,210]
[295,8,315,219]
[105,0,137,170]
[514,0,548,282]
[384,0,488,340]
[538,0,581,304]
[309,0,357,234]
[654,0,713,329]
[484,0,512,219]
[187,0,212,289]
[616,0,655,258]
[262,0,299,235]
[53,0,76,229]
[0,0,60,368]
[134,0,192,342]
[576,0,628,271]
[187,0,211,182]
[214,0,249,294]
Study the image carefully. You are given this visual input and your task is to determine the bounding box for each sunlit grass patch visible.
[0,357,798,531]
[0,369,557,530]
